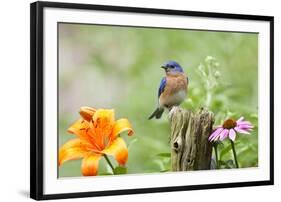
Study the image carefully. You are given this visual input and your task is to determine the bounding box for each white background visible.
[0,0,279,201]
[43,7,270,195]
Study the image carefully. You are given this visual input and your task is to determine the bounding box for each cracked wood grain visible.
[170,107,214,171]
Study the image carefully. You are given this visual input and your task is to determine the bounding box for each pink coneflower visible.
[209,117,254,142]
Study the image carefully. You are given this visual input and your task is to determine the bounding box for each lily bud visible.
[79,106,96,122]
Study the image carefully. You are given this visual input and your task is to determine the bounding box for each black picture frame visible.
[30,1,274,200]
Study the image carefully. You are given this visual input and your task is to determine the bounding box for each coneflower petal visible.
[239,124,254,130]
[229,129,236,141]
[220,129,229,140]
[234,126,250,134]
[208,127,223,141]
[237,117,244,122]
[237,121,252,126]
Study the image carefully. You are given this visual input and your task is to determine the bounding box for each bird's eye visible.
[170,65,175,69]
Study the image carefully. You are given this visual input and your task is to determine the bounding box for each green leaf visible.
[219,141,240,160]
[155,153,171,158]
[226,160,235,168]
[219,144,232,160]
[113,166,127,175]
[160,169,170,172]
[99,172,113,176]
[219,160,235,169]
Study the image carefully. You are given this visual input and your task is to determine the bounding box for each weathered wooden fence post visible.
[169,107,214,171]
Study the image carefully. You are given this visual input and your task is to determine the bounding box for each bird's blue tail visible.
[148,108,164,119]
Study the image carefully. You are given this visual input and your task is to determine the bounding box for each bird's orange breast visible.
[159,72,188,108]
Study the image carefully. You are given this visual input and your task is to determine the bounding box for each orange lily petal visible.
[92,109,115,148]
[79,106,96,122]
[81,153,102,176]
[102,137,128,166]
[111,118,134,140]
[67,118,89,135]
[59,138,91,166]
[67,119,100,148]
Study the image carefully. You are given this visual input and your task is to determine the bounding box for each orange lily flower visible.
[59,106,134,176]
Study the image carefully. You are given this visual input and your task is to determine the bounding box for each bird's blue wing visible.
[158,77,167,98]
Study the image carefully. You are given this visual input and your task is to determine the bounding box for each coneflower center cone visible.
[222,119,237,129]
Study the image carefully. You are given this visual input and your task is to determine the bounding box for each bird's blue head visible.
[161,60,184,73]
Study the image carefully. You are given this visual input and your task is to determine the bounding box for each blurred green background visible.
[58,23,258,177]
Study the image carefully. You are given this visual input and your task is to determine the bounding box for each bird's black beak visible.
[161,66,167,70]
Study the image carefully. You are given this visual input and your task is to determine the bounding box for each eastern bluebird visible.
[148,61,188,119]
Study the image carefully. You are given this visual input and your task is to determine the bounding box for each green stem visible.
[104,154,114,173]
[214,144,220,169]
[206,90,212,108]
[230,140,239,168]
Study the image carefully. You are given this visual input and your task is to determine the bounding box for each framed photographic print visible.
[30,1,274,200]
